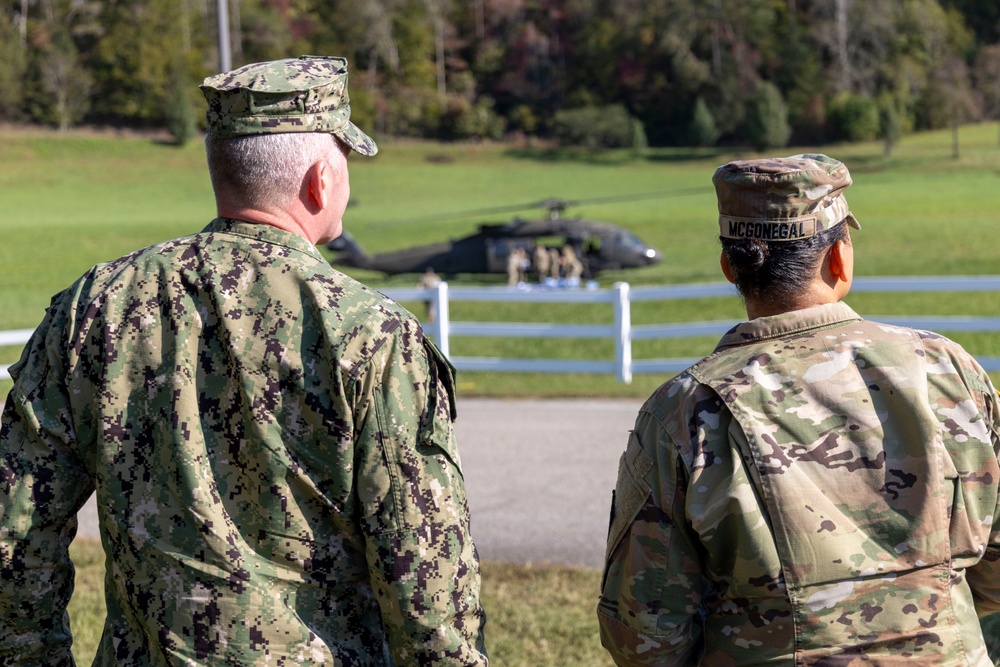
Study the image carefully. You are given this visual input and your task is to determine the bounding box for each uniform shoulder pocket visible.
[605,431,654,563]
[423,337,457,421]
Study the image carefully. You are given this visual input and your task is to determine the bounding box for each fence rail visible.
[0,329,35,382]
[382,276,1000,383]
[3,276,999,383]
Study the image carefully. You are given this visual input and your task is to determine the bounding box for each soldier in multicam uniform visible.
[598,154,1000,665]
[0,56,488,665]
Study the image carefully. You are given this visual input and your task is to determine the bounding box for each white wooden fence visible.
[0,329,34,383]
[3,276,999,384]
[383,276,1000,383]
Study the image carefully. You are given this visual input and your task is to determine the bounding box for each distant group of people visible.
[416,265,443,322]
[1,55,998,667]
[507,243,584,286]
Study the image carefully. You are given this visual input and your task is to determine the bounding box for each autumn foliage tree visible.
[2,0,999,151]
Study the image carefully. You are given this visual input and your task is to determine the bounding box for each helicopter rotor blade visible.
[552,187,709,210]
[371,202,549,228]
[367,187,710,229]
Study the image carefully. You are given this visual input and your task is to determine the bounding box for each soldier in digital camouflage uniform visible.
[598,154,1000,665]
[0,56,488,665]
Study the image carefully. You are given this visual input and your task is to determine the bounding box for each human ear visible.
[720,252,736,284]
[305,161,330,211]
[827,240,848,282]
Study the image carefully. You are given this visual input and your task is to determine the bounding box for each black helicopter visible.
[323,193,695,278]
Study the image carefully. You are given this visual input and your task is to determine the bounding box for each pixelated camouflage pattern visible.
[201,56,378,156]
[714,154,861,241]
[0,219,486,665]
[599,302,1000,666]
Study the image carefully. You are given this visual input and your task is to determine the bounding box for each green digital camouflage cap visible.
[200,55,377,156]
[713,153,860,242]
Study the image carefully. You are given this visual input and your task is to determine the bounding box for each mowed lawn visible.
[1,124,999,397]
[2,125,1000,663]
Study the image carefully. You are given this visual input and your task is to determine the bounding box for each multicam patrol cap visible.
[200,55,378,156]
[713,153,860,241]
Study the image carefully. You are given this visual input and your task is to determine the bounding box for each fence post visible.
[613,282,632,384]
[434,281,451,358]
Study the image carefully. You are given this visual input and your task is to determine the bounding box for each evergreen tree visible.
[829,93,880,142]
[743,80,791,150]
[166,60,197,145]
[2,0,996,150]
[877,93,902,155]
[689,97,720,147]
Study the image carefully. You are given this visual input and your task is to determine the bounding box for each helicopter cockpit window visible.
[616,231,646,252]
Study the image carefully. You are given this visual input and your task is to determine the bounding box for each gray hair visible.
[204,132,344,210]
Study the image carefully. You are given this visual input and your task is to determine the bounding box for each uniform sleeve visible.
[965,383,1000,617]
[354,329,487,666]
[918,332,1000,618]
[597,404,705,666]
[0,302,95,665]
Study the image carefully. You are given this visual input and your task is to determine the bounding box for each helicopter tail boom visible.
[325,231,375,269]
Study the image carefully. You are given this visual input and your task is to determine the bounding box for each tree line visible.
[2,0,1000,152]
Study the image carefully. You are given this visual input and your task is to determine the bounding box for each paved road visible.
[76,398,644,570]
[455,398,641,569]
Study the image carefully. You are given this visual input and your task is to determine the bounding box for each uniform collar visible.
[715,301,863,350]
[202,217,325,260]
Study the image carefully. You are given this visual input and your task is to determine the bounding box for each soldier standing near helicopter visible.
[533,243,551,282]
[549,247,562,280]
[507,247,522,286]
[561,244,585,285]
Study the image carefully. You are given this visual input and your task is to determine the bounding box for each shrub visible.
[877,93,902,155]
[511,104,538,134]
[689,97,720,147]
[166,91,197,146]
[166,66,198,146]
[630,117,648,155]
[444,95,506,141]
[552,104,646,150]
[828,92,880,142]
[743,81,791,151]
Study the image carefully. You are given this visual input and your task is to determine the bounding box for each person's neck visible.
[744,287,842,320]
[217,206,317,244]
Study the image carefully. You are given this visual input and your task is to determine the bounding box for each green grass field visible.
[1,123,999,397]
[3,125,1000,663]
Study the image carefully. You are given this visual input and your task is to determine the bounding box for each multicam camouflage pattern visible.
[599,302,1000,666]
[715,154,861,241]
[0,219,486,665]
[201,56,378,156]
